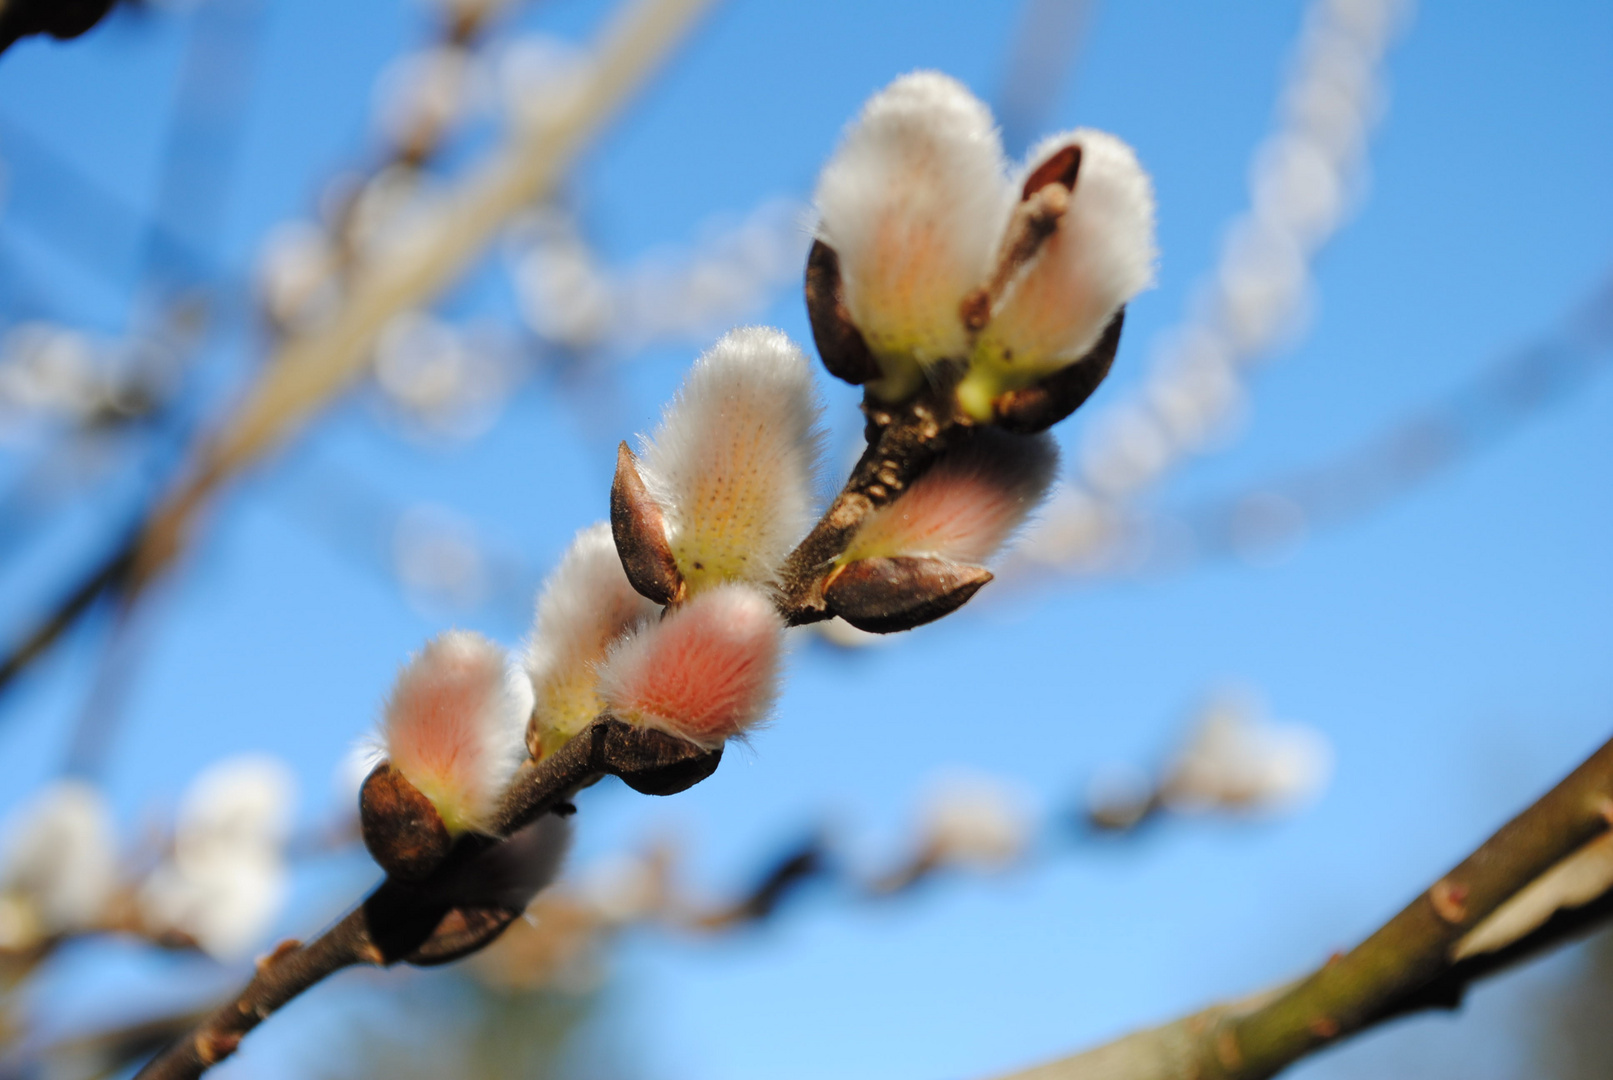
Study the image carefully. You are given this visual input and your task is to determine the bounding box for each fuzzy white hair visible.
[639,327,823,593]
[1,781,117,933]
[977,129,1157,375]
[525,522,659,747]
[814,71,1013,369]
[382,630,530,834]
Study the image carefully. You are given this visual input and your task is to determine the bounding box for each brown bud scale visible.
[1022,144,1083,199]
[360,763,454,882]
[993,308,1125,434]
[824,556,994,634]
[804,240,881,385]
[610,442,685,605]
[406,904,523,966]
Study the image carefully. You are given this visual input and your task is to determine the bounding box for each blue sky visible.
[0,0,1610,1078]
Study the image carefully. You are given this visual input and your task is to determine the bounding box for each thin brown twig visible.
[132,718,696,1080]
[131,362,979,1078]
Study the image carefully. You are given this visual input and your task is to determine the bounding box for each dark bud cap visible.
[611,442,684,605]
[1021,144,1083,200]
[598,718,724,796]
[360,762,454,882]
[805,240,881,386]
[404,903,523,966]
[824,556,994,634]
[993,308,1124,434]
[363,864,522,967]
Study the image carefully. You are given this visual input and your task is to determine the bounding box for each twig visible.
[132,359,981,1077]
[133,717,714,1080]
[991,733,1613,1080]
[776,377,965,623]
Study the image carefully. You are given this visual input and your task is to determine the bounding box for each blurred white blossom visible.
[0,324,134,436]
[138,755,296,959]
[572,851,667,927]
[373,45,492,153]
[343,165,448,268]
[256,221,342,332]
[496,34,592,132]
[0,781,117,948]
[509,198,811,353]
[1161,700,1333,815]
[917,771,1036,870]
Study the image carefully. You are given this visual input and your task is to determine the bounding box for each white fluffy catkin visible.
[525,522,659,754]
[382,630,530,834]
[639,327,822,593]
[814,71,1012,378]
[976,129,1157,376]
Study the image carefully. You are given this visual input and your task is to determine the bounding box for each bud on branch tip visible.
[811,72,1155,424]
[379,631,529,837]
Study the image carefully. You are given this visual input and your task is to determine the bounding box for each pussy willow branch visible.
[137,375,971,1077]
[992,733,1613,1080]
[133,722,623,1080]
[0,0,717,702]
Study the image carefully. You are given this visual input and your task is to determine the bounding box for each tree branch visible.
[992,734,1613,1080]
[132,718,718,1080]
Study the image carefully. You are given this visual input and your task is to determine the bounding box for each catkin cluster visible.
[357,71,1156,902]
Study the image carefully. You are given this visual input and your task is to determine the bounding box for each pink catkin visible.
[599,585,783,748]
[384,631,525,832]
[846,431,1057,565]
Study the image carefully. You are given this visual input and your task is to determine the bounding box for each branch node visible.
[1215,1027,1244,1070]
[255,939,301,974]
[1307,1015,1340,1040]
[1429,878,1469,924]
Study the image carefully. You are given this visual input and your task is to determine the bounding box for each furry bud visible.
[841,429,1058,567]
[960,130,1155,419]
[0,781,117,942]
[637,327,823,594]
[598,584,784,749]
[824,556,993,634]
[813,71,1013,400]
[526,523,660,758]
[382,631,528,836]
